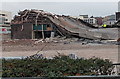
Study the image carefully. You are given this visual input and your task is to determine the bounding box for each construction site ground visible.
[1,38,119,63]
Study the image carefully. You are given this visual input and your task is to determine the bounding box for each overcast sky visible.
[0,1,119,17]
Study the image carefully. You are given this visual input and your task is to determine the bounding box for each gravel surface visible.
[2,39,119,63]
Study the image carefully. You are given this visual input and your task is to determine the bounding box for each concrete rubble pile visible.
[11,9,119,41]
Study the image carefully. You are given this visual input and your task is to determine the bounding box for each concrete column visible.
[32,24,34,39]
[50,32,54,41]
[42,24,45,39]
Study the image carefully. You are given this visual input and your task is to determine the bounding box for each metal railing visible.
[2,75,120,79]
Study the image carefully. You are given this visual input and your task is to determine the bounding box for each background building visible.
[78,15,97,25]
[79,15,88,18]
[116,1,120,21]
[94,17,103,25]
[116,12,120,21]
[0,10,12,40]
[71,15,88,20]
[102,15,116,25]
[83,17,97,25]
[118,1,120,12]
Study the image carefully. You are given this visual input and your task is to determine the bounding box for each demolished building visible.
[11,9,119,40]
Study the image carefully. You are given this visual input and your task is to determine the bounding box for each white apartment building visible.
[77,15,97,25]
[83,18,97,25]
[0,10,12,40]
[0,10,12,25]
[73,15,97,25]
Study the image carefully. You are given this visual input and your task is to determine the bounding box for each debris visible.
[117,38,120,42]
[34,39,44,44]
[68,53,78,59]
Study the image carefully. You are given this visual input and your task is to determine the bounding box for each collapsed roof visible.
[11,9,119,40]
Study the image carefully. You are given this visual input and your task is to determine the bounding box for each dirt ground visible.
[2,39,119,63]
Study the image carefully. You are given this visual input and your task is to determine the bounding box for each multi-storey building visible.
[78,15,97,25]
[0,10,12,40]
[83,17,97,25]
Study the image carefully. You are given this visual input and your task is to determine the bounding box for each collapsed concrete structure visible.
[11,9,119,40]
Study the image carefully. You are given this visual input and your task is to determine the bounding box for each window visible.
[4,22,10,24]
[0,17,9,24]
[7,29,11,31]
[0,14,6,16]
[2,14,6,16]
[5,19,8,21]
